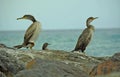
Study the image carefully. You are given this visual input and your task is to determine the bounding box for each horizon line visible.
[0,28,120,32]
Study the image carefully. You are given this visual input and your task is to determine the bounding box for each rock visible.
[0,72,6,77]
[0,43,7,48]
[96,72,120,77]
[89,52,120,77]
[0,49,25,77]
[1,44,118,77]
[15,59,89,77]
[111,52,120,61]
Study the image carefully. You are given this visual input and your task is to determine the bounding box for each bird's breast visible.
[29,21,41,42]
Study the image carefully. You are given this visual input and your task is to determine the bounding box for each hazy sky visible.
[0,0,120,31]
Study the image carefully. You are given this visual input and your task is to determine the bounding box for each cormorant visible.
[14,15,41,49]
[42,42,50,50]
[72,17,98,53]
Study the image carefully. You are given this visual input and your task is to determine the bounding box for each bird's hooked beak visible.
[94,17,98,20]
[48,43,51,45]
[17,16,25,20]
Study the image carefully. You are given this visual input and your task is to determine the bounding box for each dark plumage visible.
[72,17,98,53]
[42,43,50,50]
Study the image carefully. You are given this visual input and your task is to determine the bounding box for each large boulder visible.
[15,58,89,77]
[0,49,24,77]
[0,44,115,77]
[89,52,120,77]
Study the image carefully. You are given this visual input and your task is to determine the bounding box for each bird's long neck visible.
[30,17,37,22]
[86,20,95,31]
[86,20,91,27]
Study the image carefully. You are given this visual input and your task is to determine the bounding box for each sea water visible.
[0,29,120,57]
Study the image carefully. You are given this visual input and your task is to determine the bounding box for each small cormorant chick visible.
[42,42,50,50]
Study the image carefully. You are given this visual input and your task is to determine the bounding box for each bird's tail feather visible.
[14,45,23,49]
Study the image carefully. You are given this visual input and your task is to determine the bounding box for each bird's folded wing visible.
[75,29,91,50]
[24,24,36,43]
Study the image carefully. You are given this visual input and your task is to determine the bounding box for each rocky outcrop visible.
[15,59,89,77]
[0,48,24,77]
[89,52,120,77]
[0,43,120,77]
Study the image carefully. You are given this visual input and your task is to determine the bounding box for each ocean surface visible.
[0,29,120,57]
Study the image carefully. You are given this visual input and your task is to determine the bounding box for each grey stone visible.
[111,52,120,61]
[0,72,6,77]
[0,49,24,77]
[15,59,89,77]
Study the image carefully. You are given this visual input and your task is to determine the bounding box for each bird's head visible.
[87,17,98,23]
[17,15,36,22]
[44,43,51,46]
[42,42,50,50]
